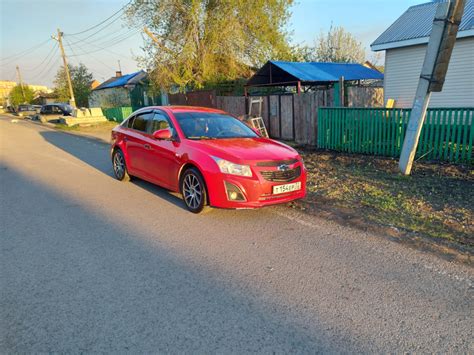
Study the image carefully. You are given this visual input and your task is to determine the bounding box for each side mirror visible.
[153,128,172,140]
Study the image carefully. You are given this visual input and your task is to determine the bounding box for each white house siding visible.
[384,37,474,108]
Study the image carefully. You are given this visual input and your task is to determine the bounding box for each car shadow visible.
[39,129,188,211]
[2,163,358,352]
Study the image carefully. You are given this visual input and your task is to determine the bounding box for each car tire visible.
[112,149,131,182]
[181,167,208,213]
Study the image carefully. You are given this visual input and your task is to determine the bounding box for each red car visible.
[111,106,306,213]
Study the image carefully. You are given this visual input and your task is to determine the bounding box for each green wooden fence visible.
[317,107,473,163]
[102,107,134,122]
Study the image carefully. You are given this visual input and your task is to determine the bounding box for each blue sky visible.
[0,0,422,87]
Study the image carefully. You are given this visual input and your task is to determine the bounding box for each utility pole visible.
[16,65,26,102]
[118,60,122,73]
[399,0,465,175]
[52,28,76,108]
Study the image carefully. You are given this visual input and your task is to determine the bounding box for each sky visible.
[0,0,423,87]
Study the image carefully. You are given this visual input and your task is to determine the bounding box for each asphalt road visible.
[1,116,472,353]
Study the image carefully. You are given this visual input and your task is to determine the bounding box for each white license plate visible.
[272,181,301,195]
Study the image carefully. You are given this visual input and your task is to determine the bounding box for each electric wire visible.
[64,0,132,36]
[67,29,141,57]
[22,42,59,72]
[64,36,116,72]
[0,39,51,62]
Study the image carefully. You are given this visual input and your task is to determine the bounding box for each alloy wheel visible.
[183,173,203,210]
[113,151,125,179]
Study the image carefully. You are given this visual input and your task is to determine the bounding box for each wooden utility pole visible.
[52,28,76,108]
[15,65,26,102]
[399,0,465,175]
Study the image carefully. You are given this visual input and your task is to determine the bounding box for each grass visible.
[291,150,473,255]
[54,121,118,132]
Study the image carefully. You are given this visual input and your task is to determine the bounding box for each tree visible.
[9,84,34,106]
[127,0,294,91]
[313,25,366,63]
[53,63,94,107]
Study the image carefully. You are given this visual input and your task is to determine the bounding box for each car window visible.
[52,106,63,114]
[132,112,152,132]
[148,112,172,134]
[41,105,52,114]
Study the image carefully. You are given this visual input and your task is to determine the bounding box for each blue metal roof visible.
[94,71,143,90]
[371,0,474,50]
[268,61,383,82]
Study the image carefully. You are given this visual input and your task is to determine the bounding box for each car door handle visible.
[123,137,128,142]
[144,144,152,150]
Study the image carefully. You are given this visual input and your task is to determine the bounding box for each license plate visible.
[273,181,301,195]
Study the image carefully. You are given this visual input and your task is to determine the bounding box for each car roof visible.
[139,105,226,114]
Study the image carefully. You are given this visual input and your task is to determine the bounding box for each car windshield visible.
[174,112,258,140]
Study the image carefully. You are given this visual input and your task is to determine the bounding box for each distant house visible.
[89,70,161,108]
[371,0,474,108]
[33,92,59,105]
[90,80,101,90]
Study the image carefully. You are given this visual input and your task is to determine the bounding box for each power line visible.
[64,37,116,72]
[29,56,61,83]
[67,29,141,57]
[23,42,59,72]
[65,0,132,36]
[0,39,51,65]
[28,45,60,81]
[65,34,134,61]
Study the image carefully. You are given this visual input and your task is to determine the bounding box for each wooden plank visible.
[280,95,294,140]
[269,95,280,138]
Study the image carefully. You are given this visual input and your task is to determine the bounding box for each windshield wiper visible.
[187,136,216,140]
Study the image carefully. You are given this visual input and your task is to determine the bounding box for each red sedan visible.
[111,106,306,213]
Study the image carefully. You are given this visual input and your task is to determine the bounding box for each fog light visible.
[224,181,246,201]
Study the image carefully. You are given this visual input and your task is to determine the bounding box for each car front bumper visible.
[206,163,307,209]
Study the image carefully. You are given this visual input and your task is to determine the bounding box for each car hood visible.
[188,137,299,164]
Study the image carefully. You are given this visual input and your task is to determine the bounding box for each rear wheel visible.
[112,149,131,182]
[181,167,208,213]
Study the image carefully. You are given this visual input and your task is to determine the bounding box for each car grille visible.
[260,166,301,182]
[256,158,299,167]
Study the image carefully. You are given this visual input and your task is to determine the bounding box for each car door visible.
[124,111,153,177]
[141,111,181,189]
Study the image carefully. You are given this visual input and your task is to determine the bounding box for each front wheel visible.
[181,168,208,213]
[112,149,131,182]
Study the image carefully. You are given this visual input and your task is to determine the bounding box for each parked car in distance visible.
[40,103,73,116]
[111,106,306,213]
[16,104,38,117]
[34,103,73,122]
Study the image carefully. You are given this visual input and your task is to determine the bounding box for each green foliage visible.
[9,84,35,106]
[314,25,366,63]
[53,63,93,107]
[127,0,294,91]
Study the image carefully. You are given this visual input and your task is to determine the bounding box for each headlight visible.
[212,156,252,177]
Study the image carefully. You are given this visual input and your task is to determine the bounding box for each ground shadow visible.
[1,162,360,353]
[39,129,187,211]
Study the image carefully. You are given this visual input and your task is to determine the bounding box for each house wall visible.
[89,87,131,108]
[384,37,474,108]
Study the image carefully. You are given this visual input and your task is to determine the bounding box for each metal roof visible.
[246,61,383,86]
[93,71,145,90]
[371,0,474,51]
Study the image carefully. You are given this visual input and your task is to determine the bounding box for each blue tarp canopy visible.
[94,71,143,90]
[246,61,383,87]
